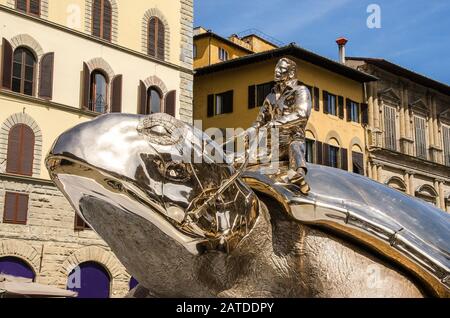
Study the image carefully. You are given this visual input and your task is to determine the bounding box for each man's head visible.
[274,58,297,83]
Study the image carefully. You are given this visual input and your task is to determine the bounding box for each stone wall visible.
[179,0,194,124]
[0,177,131,298]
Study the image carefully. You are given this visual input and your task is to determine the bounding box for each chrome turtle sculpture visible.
[46,112,450,298]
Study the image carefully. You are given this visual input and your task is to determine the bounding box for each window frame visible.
[218,47,229,61]
[442,124,450,166]
[414,115,427,160]
[15,0,41,17]
[6,123,35,176]
[147,16,165,60]
[383,104,397,151]
[3,192,29,225]
[305,138,316,164]
[327,93,337,116]
[74,213,92,231]
[12,47,36,96]
[92,0,112,42]
[89,70,109,113]
[329,145,340,168]
[350,100,361,123]
[146,86,163,115]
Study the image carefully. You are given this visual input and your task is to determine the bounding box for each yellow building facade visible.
[194,32,376,175]
[0,0,193,297]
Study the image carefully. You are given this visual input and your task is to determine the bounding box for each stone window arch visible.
[85,0,118,43]
[0,240,40,276]
[0,113,43,177]
[415,184,438,206]
[61,246,125,284]
[138,75,169,115]
[386,176,407,193]
[142,8,170,61]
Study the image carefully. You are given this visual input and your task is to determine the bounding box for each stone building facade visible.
[347,58,450,213]
[0,0,193,298]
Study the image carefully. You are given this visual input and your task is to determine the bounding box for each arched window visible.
[0,256,35,281]
[12,47,36,96]
[147,86,162,114]
[386,177,407,193]
[148,17,165,60]
[67,261,110,298]
[415,185,438,206]
[15,0,40,16]
[6,124,35,176]
[92,0,112,41]
[90,70,109,113]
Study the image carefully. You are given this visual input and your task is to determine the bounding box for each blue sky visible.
[194,0,450,84]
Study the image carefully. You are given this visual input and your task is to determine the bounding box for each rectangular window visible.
[75,214,91,231]
[350,101,360,123]
[193,44,197,59]
[414,116,427,159]
[352,152,364,175]
[248,82,275,109]
[208,91,234,116]
[384,105,397,151]
[3,192,29,225]
[305,139,315,163]
[329,145,340,168]
[256,82,274,107]
[443,125,450,166]
[218,47,228,61]
[327,93,337,116]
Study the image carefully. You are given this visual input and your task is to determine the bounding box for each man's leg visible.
[288,140,310,194]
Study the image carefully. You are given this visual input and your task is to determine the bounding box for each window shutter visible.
[248,85,256,109]
[92,0,102,37]
[346,99,352,122]
[207,94,214,117]
[30,0,40,15]
[82,62,90,109]
[223,90,234,114]
[3,192,28,225]
[110,74,122,113]
[148,18,157,57]
[323,143,330,166]
[1,38,13,90]
[21,125,35,176]
[316,141,323,165]
[313,87,320,111]
[157,19,165,61]
[323,91,329,114]
[3,192,16,223]
[139,80,147,115]
[340,148,348,171]
[6,125,21,174]
[338,96,344,119]
[38,52,54,100]
[102,0,112,41]
[164,90,176,117]
[16,0,27,12]
[16,194,29,224]
[361,103,369,125]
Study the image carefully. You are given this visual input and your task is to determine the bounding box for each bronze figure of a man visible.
[252,57,312,194]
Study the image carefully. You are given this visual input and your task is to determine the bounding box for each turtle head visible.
[46,113,259,282]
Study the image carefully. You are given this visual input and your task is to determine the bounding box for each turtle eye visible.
[165,162,192,183]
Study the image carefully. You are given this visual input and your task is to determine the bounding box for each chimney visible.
[336,37,348,64]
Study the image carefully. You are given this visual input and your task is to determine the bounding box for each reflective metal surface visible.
[244,162,450,297]
[46,113,259,255]
[45,112,450,297]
